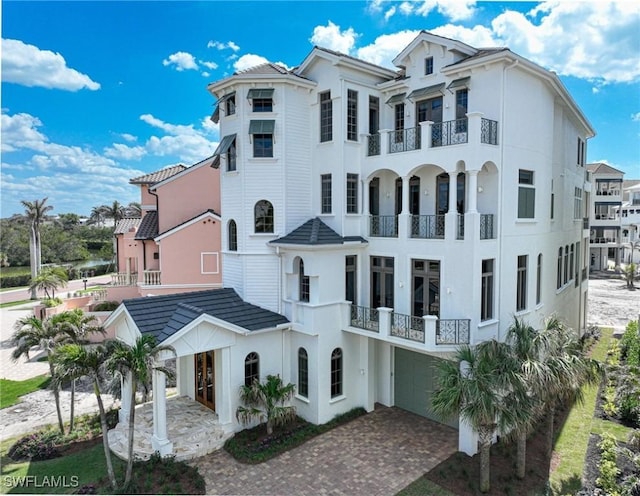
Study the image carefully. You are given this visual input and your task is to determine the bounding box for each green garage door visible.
[394,347,458,429]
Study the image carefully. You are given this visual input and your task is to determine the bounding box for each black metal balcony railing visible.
[350,305,379,332]
[480,118,498,145]
[367,133,381,156]
[590,237,619,244]
[389,127,421,153]
[480,214,495,240]
[431,119,468,148]
[370,215,398,237]
[411,214,445,239]
[436,319,471,345]
[390,312,425,343]
[456,214,464,240]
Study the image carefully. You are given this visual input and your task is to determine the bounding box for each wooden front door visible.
[195,351,215,410]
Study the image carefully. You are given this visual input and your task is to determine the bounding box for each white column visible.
[468,170,479,213]
[219,347,233,425]
[378,307,392,338]
[151,363,173,456]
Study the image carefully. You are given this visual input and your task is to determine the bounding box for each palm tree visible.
[54,310,104,432]
[431,340,529,493]
[99,201,127,229]
[28,266,68,300]
[236,374,296,435]
[21,198,53,299]
[88,206,106,227]
[53,343,118,490]
[125,202,142,218]
[11,315,65,433]
[106,335,174,487]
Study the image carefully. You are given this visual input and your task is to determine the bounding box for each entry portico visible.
[104,288,290,460]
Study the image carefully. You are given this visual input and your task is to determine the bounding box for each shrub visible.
[8,431,62,461]
[620,321,640,367]
[596,434,621,496]
[92,300,119,311]
[43,297,63,307]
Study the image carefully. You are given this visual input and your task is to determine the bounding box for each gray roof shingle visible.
[270,217,367,246]
[134,211,158,240]
[122,288,289,343]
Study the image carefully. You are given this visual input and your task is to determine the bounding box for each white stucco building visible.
[106,31,594,459]
[620,180,640,265]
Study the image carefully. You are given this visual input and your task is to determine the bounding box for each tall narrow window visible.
[574,188,583,219]
[347,89,358,141]
[225,94,236,116]
[371,256,394,309]
[569,244,575,282]
[516,255,528,311]
[369,96,379,134]
[226,137,237,171]
[346,173,358,214]
[412,259,440,318]
[425,56,434,75]
[254,200,274,233]
[320,91,332,142]
[577,137,585,166]
[321,174,332,214]
[564,245,569,285]
[409,176,420,214]
[455,89,468,132]
[345,255,357,303]
[244,352,259,386]
[394,103,405,131]
[518,169,535,219]
[536,254,542,305]
[575,241,581,286]
[557,248,563,289]
[228,220,237,251]
[330,348,343,398]
[298,348,308,398]
[481,259,494,321]
[299,259,309,302]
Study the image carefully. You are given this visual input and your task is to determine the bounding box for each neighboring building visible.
[620,180,640,264]
[106,31,594,459]
[587,162,624,270]
[109,158,222,300]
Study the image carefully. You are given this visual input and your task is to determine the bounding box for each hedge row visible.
[0,263,113,289]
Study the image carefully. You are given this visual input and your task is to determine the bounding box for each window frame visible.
[298,348,308,398]
[518,169,536,219]
[244,352,259,387]
[536,253,542,305]
[321,174,332,214]
[481,259,494,321]
[425,56,434,75]
[252,133,273,158]
[516,255,528,311]
[330,348,343,398]
[347,89,358,141]
[346,173,359,214]
[254,200,274,233]
[299,259,310,302]
[228,220,237,251]
[345,255,357,303]
[320,91,333,142]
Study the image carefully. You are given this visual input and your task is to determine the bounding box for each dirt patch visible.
[587,275,639,331]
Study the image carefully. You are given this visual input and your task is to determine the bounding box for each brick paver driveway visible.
[190,405,457,496]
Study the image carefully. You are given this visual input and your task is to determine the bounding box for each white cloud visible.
[104,143,147,161]
[200,60,218,70]
[384,6,397,21]
[119,133,137,142]
[1,38,100,91]
[415,0,476,21]
[201,71,210,78]
[356,30,421,67]
[207,40,240,52]
[310,21,358,54]
[632,112,640,122]
[430,24,498,48]
[0,112,47,152]
[140,114,197,136]
[233,54,270,72]
[140,114,215,163]
[162,51,199,71]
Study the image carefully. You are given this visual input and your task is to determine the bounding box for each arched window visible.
[228,220,237,251]
[330,348,343,398]
[254,200,274,233]
[299,259,309,302]
[244,352,259,386]
[298,348,308,398]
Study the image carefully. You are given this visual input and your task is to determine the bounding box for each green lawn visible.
[396,476,457,496]
[0,300,32,308]
[0,437,124,495]
[0,376,51,409]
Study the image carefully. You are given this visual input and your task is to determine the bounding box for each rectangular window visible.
[347,89,358,141]
[371,256,394,309]
[516,255,528,311]
[346,173,358,214]
[518,169,535,219]
[298,349,308,398]
[570,244,575,282]
[577,137,585,166]
[481,259,494,321]
[575,241,581,287]
[369,96,379,134]
[574,188,583,219]
[321,174,332,214]
[416,96,443,123]
[536,254,542,305]
[345,255,357,303]
[425,56,434,75]
[226,137,237,172]
[557,248,563,289]
[455,89,468,124]
[253,98,272,112]
[247,88,274,112]
[564,245,569,285]
[394,103,405,131]
[225,95,236,116]
[253,134,273,158]
[320,91,332,142]
[412,259,440,318]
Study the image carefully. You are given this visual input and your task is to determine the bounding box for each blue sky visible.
[2,0,639,217]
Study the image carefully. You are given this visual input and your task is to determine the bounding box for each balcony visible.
[480,214,495,240]
[410,214,445,239]
[389,127,421,153]
[480,118,499,145]
[370,215,398,238]
[348,304,470,350]
[111,272,138,286]
[143,270,162,285]
[367,133,381,156]
[590,237,620,245]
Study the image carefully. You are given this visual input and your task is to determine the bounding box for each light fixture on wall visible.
[478,186,484,193]
[386,192,391,198]
[424,189,429,196]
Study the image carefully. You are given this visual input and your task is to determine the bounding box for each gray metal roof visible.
[121,288,289,343]
[134,211,158,240]
[270,217,367,246]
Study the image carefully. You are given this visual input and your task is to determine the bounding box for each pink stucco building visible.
[109,157,222,300]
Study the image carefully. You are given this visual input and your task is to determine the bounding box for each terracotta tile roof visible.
[114,217,141,235]
[121,288,289,342]
[129,164,187,185]
[134,211,158,240]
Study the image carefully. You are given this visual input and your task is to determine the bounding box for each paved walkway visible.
[190,406,458,496]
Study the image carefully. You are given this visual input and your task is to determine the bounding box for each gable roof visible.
[149,156,216,191]
[129,164,187,185]
[121,288,289,343]
[587,162,625,175]
[114,217,141,235]
[134,211,158,240]
[270,217,367,246]
[155,209,221,241]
